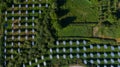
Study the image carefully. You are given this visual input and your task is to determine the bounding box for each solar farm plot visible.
[17,40,120,67]
[1,0,54,67]
[1,0,120,67]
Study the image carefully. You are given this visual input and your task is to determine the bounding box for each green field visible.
[99,22,120,38]
[57,24,93,37]
[60,0,99,22]
[56,0,99,37]
[57,0,120,39]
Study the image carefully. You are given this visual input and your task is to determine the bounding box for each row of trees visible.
[0,0,5,67]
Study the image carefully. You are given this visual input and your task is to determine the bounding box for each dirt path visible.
[93,17,103,37]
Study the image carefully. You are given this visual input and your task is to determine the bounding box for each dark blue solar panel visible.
[4,24,8,27]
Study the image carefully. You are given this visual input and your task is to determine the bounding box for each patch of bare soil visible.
[93,26,99,37]
[69,64,85,67]
[115,38,120,43]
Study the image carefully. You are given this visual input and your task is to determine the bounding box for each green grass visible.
[61,0,99,22]
[57,25,93,37]
[99,24,120,38]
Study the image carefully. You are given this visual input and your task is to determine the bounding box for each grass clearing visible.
[60,0,99,22]
[57,25,93,37]
[99,25,120,38]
